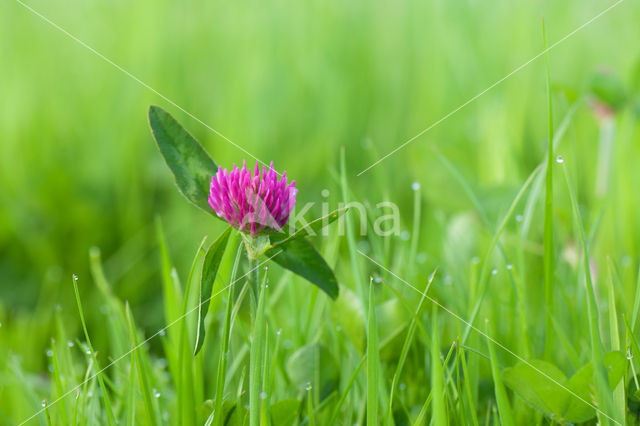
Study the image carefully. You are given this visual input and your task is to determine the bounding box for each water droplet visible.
[491,269,498,276]
[400,231,410,241]
[67,341,74,347]
[170,268,178,279]
[373,277,382,284]
[556,155,564,164]
[398,383,407,391]
[154,390,161,398]
[321,189,330,198]
[276,329,282,336]
[506,264,513,270]
[411,182,421,191]
[158,329,166,337]
[48,364,54,372]
[515,214,524,223]
[0,322,3,328]
[627,349,633,360]
[416,252,427,264]
[46,349,53,357]
[41,400,46,408]
[259,391,267,400]
[305,382,312,391]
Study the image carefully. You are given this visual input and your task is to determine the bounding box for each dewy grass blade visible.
[561,163,618,425]
[71,275,116,426]
[367,278,380,426]
[485,320,514,426]
[542,17,556,360]
[213,244,243,426]
[607,260,626,421]
[431,305,447,426]
[359,250,623,425]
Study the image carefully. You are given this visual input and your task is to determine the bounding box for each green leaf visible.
[502,360,569,417]
[267,237,339,300]
[286,343,339,400]
[563,351,626,423]
[269,207,350,247]
[502,351,626,423]
[270,399,301,426]
[148,105,218,216]
[194,227,232,355]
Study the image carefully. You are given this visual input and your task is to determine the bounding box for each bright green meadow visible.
[1,0,640,424]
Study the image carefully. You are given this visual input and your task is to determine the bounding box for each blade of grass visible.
[607,259,625,422]
[561,163,617,425]
[71,275,116,426]
[542,17,556,360]
[431,305,447,425]
[367,278,380,426]
[386,271,436,425]
[213,244,243,426]
[485,320,514,426]
[125,303,159,426]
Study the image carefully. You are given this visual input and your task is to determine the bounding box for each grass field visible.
[1,0,640,424]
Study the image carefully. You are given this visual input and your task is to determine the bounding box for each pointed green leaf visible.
[267,237,339,299]
[148,105,218,216]
[502,360,569,417]
[563,351,626,423]
[194,227,232,355]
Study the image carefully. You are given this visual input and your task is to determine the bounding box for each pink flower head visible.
[208,160,297,235]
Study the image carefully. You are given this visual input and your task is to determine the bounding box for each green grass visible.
[2,0,640,424]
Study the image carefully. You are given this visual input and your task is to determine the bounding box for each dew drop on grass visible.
[411,182,420,191]
[305,382,312,391]
[259,391,267,400]
[506,264,513,270]
[515,214,524,223]
[67,341,74,347]
[87,391,93,397]
[556,155,564,164]
[276,329,282,336]
[46,349,53,357]
[41,400,46,408]
[154,390,161,398]
[399,383,406,391]
[400,231,410,241]
[374,277,382,284]
[48,364,54,372]
[159,329,166,337]
[321,189,330,198]
[72,274,78,281]
[491,269,498,275]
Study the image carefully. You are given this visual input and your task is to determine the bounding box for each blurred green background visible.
[1,0,640,421]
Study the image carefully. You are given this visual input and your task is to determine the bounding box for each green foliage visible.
[503,351,626,423]
[194,226,232,355]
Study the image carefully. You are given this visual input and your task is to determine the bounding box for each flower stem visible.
[249,257,266,426]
